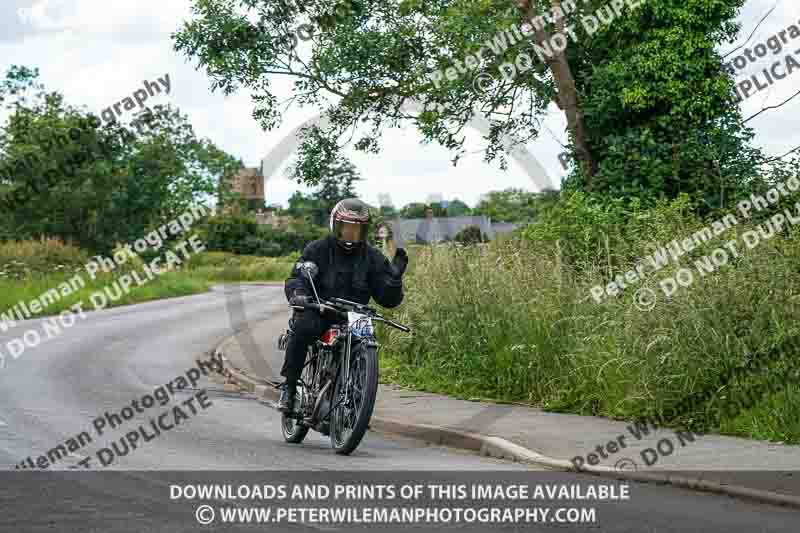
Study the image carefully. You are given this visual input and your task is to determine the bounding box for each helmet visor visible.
[334,220,368,244]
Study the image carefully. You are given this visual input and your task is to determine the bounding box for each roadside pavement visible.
[215,310,800,509]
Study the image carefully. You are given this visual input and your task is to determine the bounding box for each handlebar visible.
[373,316,412,333]
[291,299,411,333]
[291,302,348,320]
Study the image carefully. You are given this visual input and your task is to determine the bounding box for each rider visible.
[279,198,408,413]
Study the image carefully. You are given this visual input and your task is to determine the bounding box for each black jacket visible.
[285,236,404,308]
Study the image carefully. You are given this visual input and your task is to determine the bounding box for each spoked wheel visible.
[281,352,314,444]
[330,344,378,455]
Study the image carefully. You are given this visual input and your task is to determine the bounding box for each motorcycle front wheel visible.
[330,344,378,455]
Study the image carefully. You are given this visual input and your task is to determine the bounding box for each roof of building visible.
[389,216,494,245]
[490,222,520,234]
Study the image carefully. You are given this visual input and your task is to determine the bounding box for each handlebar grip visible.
[291,303,319,312]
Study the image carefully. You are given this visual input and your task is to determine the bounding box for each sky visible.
[1,0,798,209]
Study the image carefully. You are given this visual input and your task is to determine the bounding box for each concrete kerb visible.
[211,329,800,511]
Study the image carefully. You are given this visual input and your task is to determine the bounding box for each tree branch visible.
[744,87,800,123]
[722,3,777,59]
[766,143,800,162]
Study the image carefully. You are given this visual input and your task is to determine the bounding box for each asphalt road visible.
[0,285,796,532]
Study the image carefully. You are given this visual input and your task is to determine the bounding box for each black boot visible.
[278,384,297,414]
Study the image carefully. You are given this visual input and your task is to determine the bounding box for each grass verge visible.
[0,251,295,319]
[380,221,800,444]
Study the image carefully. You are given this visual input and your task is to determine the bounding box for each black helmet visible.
[330,198,370,252]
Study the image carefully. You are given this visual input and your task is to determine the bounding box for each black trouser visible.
[281,310,338,389]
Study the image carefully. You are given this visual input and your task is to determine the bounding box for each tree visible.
[454,225,487,245]
[445,199,471,217]
[0,66,239,253]
[174,0,759,210]
[379,204,398,218]
[286,157,362,225]
[203,212,326,256]
[309,158,361,225]
[400,203,428,219]
[473,188,549,223]
[286,191,316,219]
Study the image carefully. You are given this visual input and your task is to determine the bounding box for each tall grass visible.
[0,244,296,318]
[184,251,297,282]
[0,237,89,280]
[381,208,800,443]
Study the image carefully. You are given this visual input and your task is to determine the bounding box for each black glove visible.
[289,292,311,308]
[391,248,408,277]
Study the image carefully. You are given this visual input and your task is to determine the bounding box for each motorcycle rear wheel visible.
[330,344,378,455]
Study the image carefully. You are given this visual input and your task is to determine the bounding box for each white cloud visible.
[0,0,796,209]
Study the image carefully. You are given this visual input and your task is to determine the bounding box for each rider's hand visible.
[289,293,311,308]
[392,248,408,277]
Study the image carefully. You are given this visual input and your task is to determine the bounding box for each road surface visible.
[0,285,795,531]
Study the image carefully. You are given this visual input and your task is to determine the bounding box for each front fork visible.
[327,333,378,421]
[343,331,353,403]
[342,333,379,403]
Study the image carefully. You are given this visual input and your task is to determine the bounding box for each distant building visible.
[222,166,264,212]
[255,209,293,229]
[490,222,520,235]
[390,215,495,245]
[231,167,264,200]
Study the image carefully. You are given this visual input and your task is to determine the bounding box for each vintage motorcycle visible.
[277,262,411,455]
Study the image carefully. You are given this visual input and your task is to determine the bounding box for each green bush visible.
[522,192,701,268]
[202,214,325,256]
[454,225,487,245]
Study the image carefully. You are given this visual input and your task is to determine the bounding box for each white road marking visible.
[0,418,7,426]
